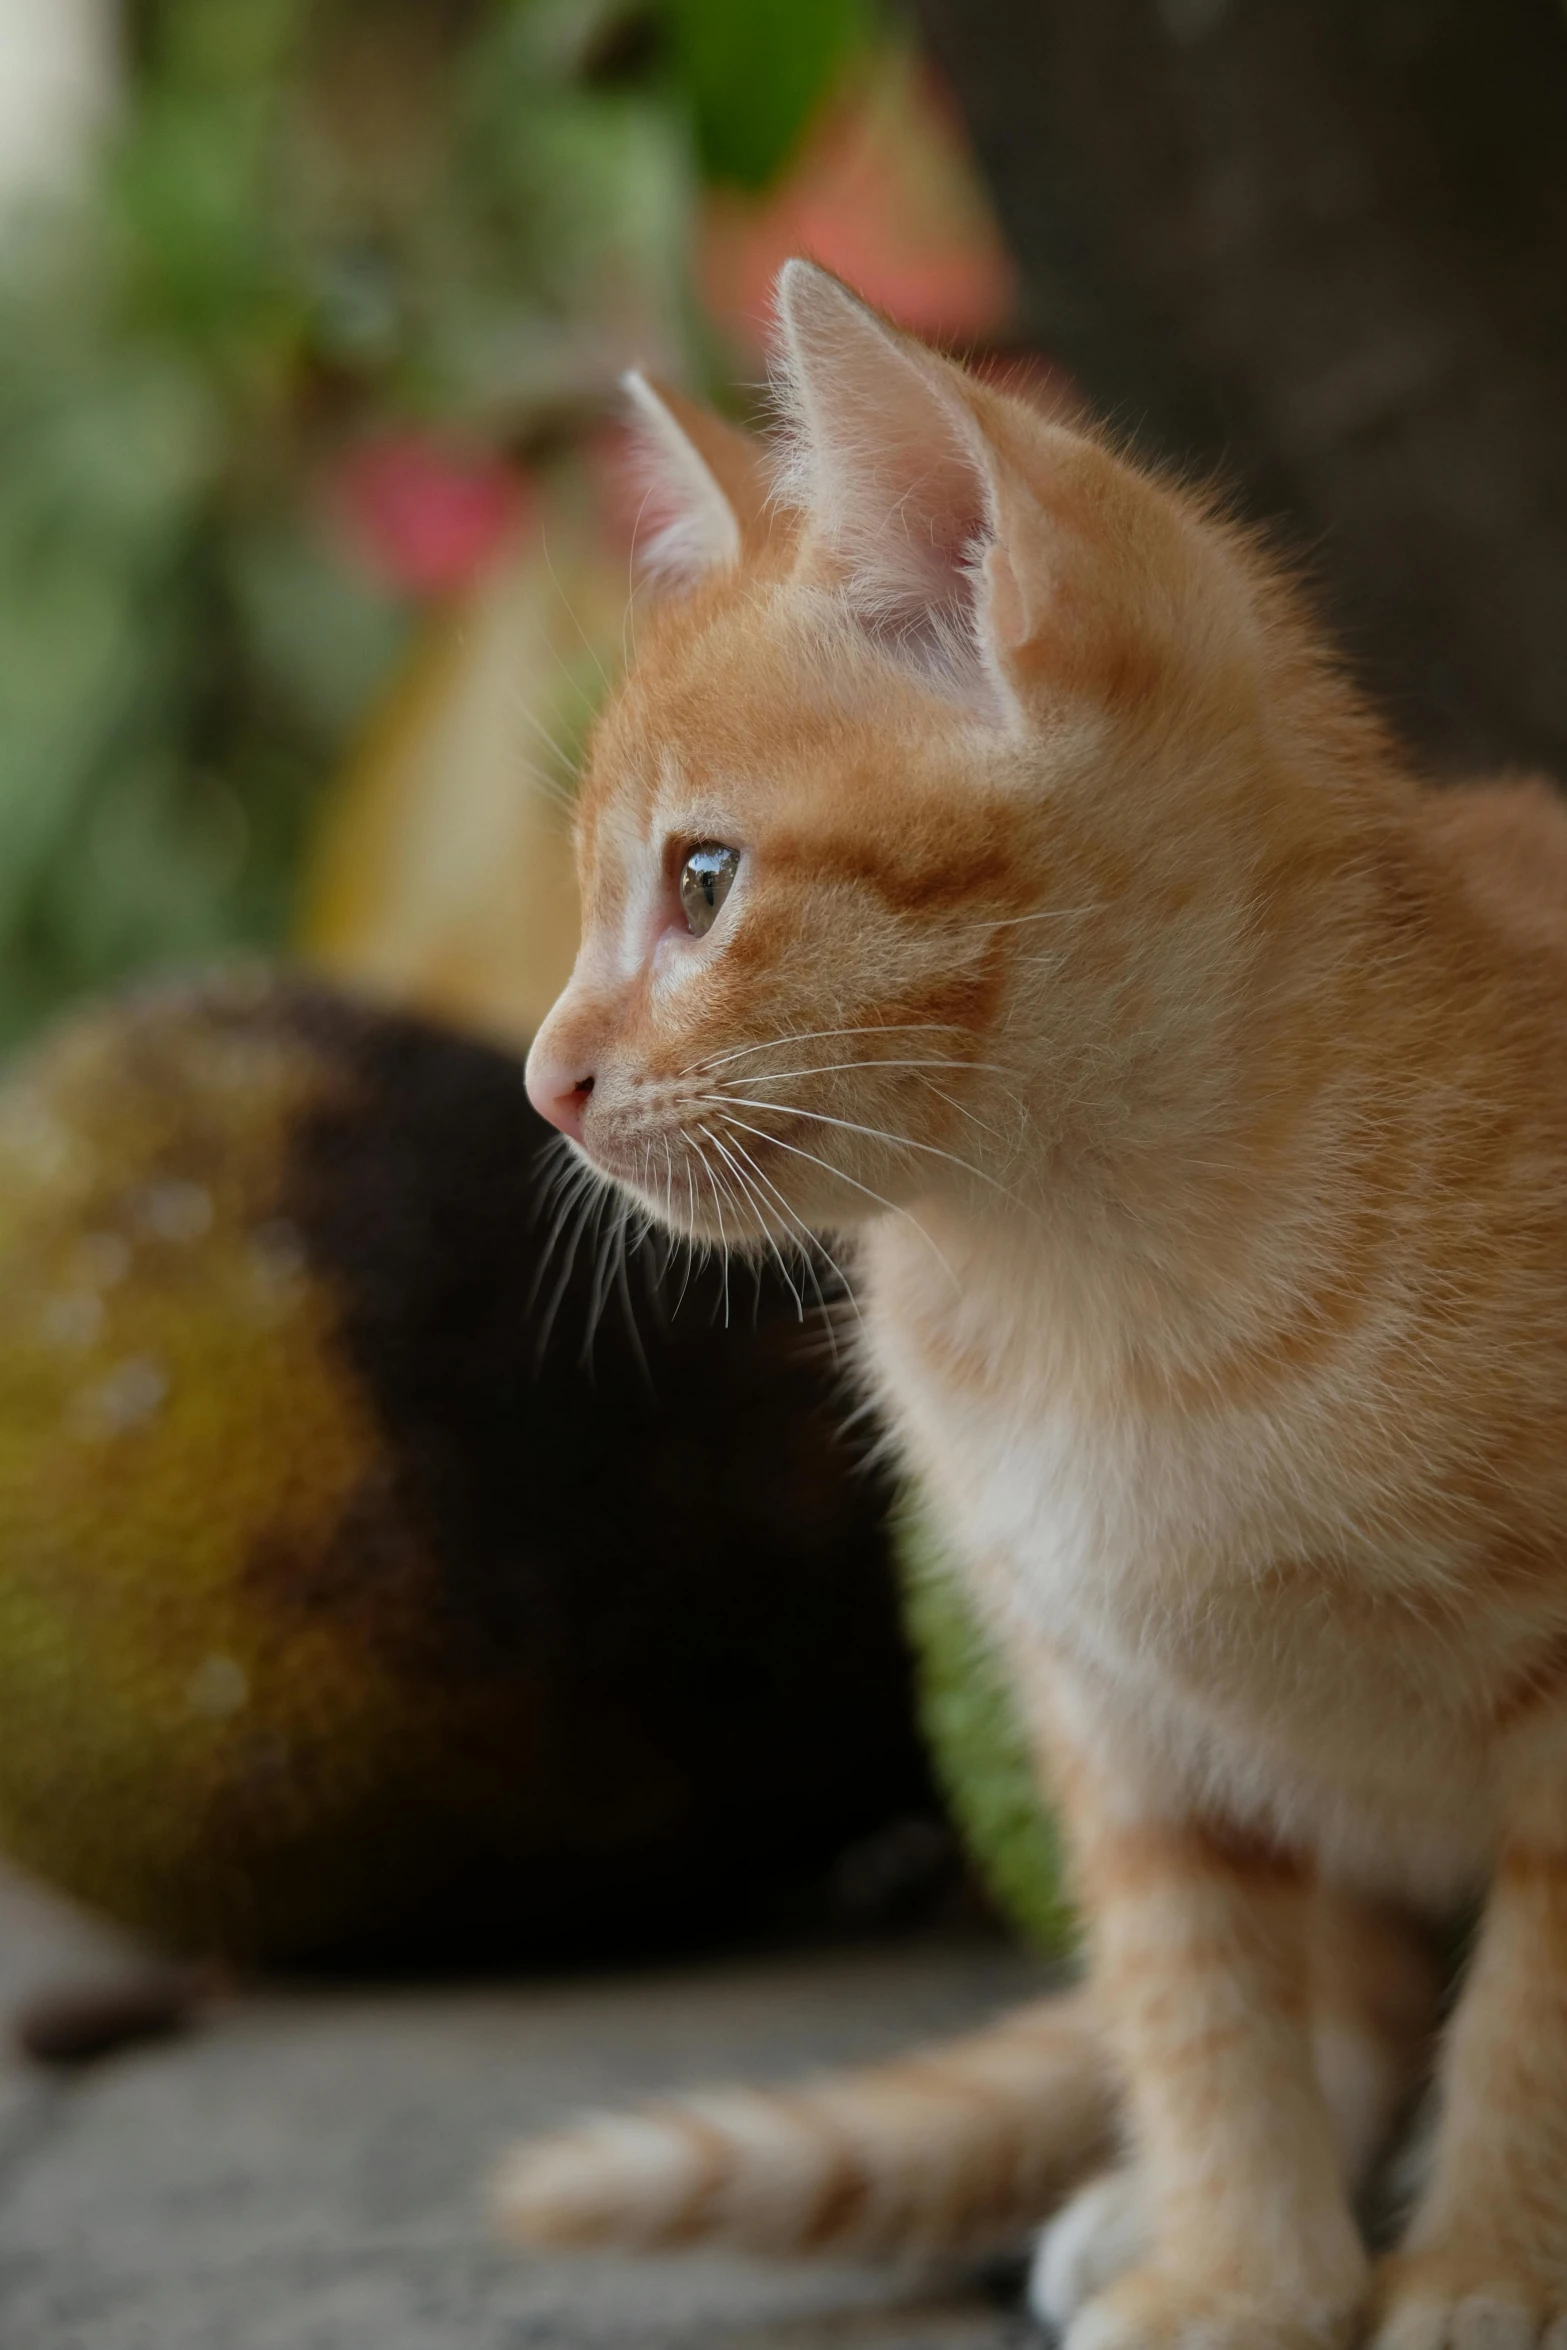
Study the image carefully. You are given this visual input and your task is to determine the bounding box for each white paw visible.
[1029,2169,1149,2331]
[1052,2268,1359,2350]
[1372,2291,1567,2350]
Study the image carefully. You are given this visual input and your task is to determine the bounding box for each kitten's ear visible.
[773,260,1029,725]
[621,373,770,591]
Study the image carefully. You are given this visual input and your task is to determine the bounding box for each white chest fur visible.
[861,1231,1503,1896]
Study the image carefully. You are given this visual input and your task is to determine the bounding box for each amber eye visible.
[678,843,741,937]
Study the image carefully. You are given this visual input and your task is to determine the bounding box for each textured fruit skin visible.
[0,970,928,1962]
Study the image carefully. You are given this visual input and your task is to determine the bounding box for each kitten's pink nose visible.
[525,1048,595,1144]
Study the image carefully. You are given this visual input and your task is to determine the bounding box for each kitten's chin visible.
[578,1126,815,1250]
[626,1174,772,1251]
[571,1138,723,1246]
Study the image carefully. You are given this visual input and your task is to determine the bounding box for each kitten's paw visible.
[1029,2169,1149,2330]
[1056,2268,1362,2350]
[1369,2252,1567,2350]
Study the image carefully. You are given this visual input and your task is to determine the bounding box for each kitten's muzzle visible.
[524,1043,595,1144]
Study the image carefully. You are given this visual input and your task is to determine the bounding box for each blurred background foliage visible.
[1,0,1561,1975]
[0,0,1009,1052]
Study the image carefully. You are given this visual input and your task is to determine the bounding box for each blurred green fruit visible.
[898,1498,1073,1955]
[0,969,929,1962]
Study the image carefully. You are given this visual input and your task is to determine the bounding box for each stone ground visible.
[0,1864,1049,2350]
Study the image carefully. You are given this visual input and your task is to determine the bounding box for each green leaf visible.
[897,1489,1075,1955]
[143,0,311,93]
[665,0,867,188]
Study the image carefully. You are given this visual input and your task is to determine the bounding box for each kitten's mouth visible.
[580,1119,803,1250]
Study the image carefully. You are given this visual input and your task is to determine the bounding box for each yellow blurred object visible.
[299,471,628,1048]
[0,976,411,1955]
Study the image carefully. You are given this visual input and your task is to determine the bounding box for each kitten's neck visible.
[869,772,1462,1390]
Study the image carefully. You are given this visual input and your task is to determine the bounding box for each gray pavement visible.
[0,1866,1046,2350]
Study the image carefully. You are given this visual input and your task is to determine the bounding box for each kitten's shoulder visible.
[1420,774,1567,959]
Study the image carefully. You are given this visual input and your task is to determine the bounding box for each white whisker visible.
[508,689,584,786]
[954,904,1104,933]
[612,1203,652,1387]
[509,745,579,814]
[913,1074,1020,1146]
[692,1135,734,1327]
[719,1055,1015,1086]
[702,1124,806,1321]
[539,527,614,698]
[722,1129,858,1361]
[695,1092,1027,1211]
[531,1161,602,1363]
[715,1112,960,1292]
[688,1023,973,1077]
[579,1183,622,1369]
[667,1133,704,1320]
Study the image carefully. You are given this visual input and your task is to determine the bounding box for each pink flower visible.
[328,435,528,596]
[699,59,1015,358]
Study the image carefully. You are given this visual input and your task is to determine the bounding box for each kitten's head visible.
[526,263,1309,1244]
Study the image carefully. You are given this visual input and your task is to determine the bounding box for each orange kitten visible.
[499,262,1567,2350]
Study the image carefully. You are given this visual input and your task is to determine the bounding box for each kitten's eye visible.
[678,843,741,937]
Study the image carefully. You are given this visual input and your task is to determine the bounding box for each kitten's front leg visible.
[1371,1838,1567,2350]
[1050,1714,1366,2350]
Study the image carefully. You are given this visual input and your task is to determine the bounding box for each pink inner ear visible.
[804,345,995,603]
[983,545,1026,650]
[621,373,744,591]
[774,265,1011,711]
[837,392,1000,696]
[898,435,994,599]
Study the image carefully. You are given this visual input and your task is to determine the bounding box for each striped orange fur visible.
[494,1989,1116,2259]
[510,263,1567,2349]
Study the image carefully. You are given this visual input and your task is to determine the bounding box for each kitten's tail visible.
[491,1988,1114,2260]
